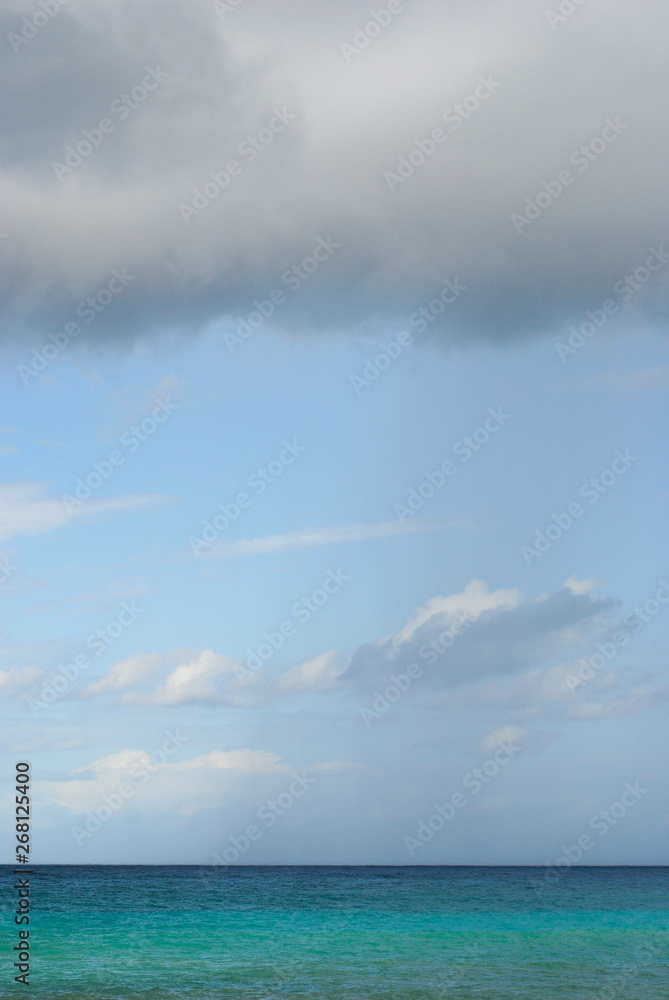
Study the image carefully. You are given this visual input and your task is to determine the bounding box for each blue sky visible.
[1,317,667,864]
[1,0,668,864]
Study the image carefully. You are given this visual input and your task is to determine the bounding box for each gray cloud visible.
[343,585,618,693]
[2,0,669,352]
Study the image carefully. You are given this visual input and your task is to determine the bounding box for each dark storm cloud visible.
[2,0,668,350]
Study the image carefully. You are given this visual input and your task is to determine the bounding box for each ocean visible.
[2,866,668,998]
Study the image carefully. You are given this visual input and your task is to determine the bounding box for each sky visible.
[0,0,668,865]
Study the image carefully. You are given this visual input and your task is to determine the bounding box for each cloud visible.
[109,374,183,427]
[88,645,347,706]
[0,636,76,673]
[121,649,242,706]
[0,481,173,544]
[203,519,467,558]
[480,725,530,755]
[388,579,523,648]
[597,366,669,390]
[0,665,43,694]
[342,579,617,693]
[83,652,164,696]
[174,750,283,773]
[275,651,347,694]
[72,749,152,776]
[2,0,669,351]
[446,660,580,712]
[72,747,283,778]
[567,684,669,720]
[39,747,321,817]
[564,576,600,596]
[74,577,668,743]
[28,578,155,619]
[86,578,622,717]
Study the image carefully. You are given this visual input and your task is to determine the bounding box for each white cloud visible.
[73,747,284,778]
[88,645,349,706]
[38,747,320,818]
[389,578,523,648]
[204,519,468,558]
[275,651,347,694]
[174,750,283,773]
[122,649,242,706]
[83,579,627,716]
[480,725,530,755]
[0,665,43,694]
[73,750,151,776]
[564,577,600,596]
[0,481,173,544]
[84,653,164,697]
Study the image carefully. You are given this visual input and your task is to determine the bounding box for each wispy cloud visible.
[597,366,669,390]
[0,482,174,544]
[27,578,155,619]
[0,666,44,694]
[202,519,471,559]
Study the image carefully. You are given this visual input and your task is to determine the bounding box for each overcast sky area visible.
[0,0,668,865]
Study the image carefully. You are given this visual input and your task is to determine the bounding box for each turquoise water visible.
[2,866,667,998]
